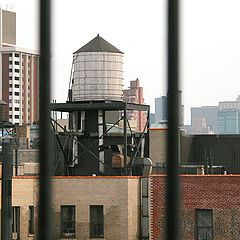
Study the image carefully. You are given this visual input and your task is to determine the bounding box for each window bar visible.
[167,0,180,239]
[39,0,52,239]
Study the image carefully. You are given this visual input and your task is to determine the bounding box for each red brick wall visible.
[150,175,240,240]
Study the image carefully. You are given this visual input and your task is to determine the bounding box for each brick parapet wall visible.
[150,175,240,240]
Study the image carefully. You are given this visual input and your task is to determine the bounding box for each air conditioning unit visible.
[12,232,18,240]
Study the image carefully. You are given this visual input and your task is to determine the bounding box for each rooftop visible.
[74,34,123,54]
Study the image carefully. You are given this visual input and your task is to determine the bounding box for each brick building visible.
[2,176,141,240]
[2,174,240,239]
[150,175,240,239]
[123,78,147,131]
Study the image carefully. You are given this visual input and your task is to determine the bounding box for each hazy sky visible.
[3,0,240,124]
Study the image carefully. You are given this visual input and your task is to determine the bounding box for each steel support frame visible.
[50,102,149,176]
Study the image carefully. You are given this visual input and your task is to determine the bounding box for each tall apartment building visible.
[0,8,40,124]
[123,78,147,131]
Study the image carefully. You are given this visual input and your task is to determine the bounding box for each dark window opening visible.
[28,206,34,234]
[15,61,20,65]
[60,205,75,238]
[15,115,19,119]
[90,205,104,238]
[15,107,19,111]
[9,61,12,65]
[196,209,213,240]
[15,84,20,88]
[15,53,20,57]
[14,92,19,96]
[12,206,20,240]
[15,69,20,73]
[15,77,19,81]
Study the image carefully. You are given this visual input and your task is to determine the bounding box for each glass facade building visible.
[217,110,240,134]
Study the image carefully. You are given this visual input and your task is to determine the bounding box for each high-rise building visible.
[217,110,240,134]
[155,91,184,126]
[0,8,40,124]
[155,96,167,124]
[123,78,147,131]
[191,106,218,133]
[0,8,16,47]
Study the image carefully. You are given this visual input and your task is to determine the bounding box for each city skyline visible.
[6,0,240,125]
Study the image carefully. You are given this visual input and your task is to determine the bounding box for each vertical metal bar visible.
[167,0,179,239]
[124,104,128,175]
[1,141,13,240]
[39,0,52,239]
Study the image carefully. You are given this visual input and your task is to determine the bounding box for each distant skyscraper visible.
[155,91,184,126]
[0,8,40,125]
[155,96,167,124]
[191,106,218,133]
[217,110,240,134]
[0,8,16,47]
[150,113,155,126]
[123,78,147,131]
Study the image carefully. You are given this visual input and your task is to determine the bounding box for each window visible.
[15,69,20,73]
[9,53,12,57]
[15,115,19,119]
[28,206,34,234]
[15,53,20,57]
[60,205,75,238]
[9,92,12,96]
[9,115,12,119]
[9,84,12,88]
[9,76,12,80]
[15,107,19,111]
[9,69,12,72]
[15,77,19,81]
[15,61,20,65]
[90,205,104,238]
[15,100,20,104]
[15,84,20,88]
[196,209,213,240]
[9,61,13,65]
[15,92,20,96]
[12,207,20,239]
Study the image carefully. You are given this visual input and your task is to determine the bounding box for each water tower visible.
[51,35,150,176]
[72,34,124,102]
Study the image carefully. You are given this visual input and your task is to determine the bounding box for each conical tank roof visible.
[74,34,123,54]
